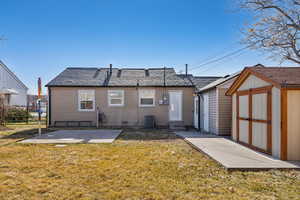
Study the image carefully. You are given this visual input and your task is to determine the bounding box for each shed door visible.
[203,94,209,132]
[237,86,272,154]
[169,91,182,121]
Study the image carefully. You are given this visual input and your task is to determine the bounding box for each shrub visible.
[5,108,31,122]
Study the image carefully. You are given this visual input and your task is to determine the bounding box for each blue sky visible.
[0,0,293,94]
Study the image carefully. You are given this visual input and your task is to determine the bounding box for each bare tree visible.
[240,0,300,64]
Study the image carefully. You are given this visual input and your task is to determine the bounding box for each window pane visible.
[140,90,154,98]
[110,98,122,105]
[141,98,154,105]
[80,101,93,109]
[109,91,122,98]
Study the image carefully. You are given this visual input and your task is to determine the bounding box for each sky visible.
[0,0,296,94]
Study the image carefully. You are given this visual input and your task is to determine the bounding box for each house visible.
[188,76,221,129]
[0,60,28,107]
[46,65,195,128]
[226,64,300,161]
[194,72,240,135]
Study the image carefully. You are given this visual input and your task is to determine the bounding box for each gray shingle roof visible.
[46,67,193,87]
[198,71,241,92]
[46,68,108,86]
[189,76,221,91]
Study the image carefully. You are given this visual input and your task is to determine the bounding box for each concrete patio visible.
[20,129,122,144]
[176,131,300,170]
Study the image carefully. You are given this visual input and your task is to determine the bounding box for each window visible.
[108,90,124,106]
[78,90,95,111]
[139,90,155,107]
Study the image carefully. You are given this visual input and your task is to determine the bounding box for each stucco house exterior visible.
[226,64,300,161]
[46,66,195,128]
[0,60,28,106]
[194,72,240,135]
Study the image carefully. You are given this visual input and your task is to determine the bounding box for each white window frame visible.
[108,90,124,107]
[139,89,155,107]
[78,90,95,112]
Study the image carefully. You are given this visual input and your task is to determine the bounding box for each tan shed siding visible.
[272,87,281,158]
[50,87,193,127]
[208,89,217,134]
[232,93,237,140]
[216,88,232,135]
[287,90,300,160]
[238,75,270,91]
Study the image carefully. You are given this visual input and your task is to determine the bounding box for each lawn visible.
[0,126,299,200]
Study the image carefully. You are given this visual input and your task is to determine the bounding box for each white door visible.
[203,93,209,132]
[169,91,182,121]
[194,97,199,129]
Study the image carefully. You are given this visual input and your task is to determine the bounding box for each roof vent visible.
[117,69,122,78]
[145,69,149,77]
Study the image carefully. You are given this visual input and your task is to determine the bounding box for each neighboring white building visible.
[0,60,28,106]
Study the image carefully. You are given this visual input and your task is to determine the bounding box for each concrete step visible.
[169,121,186,130]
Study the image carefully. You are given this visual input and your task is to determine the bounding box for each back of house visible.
[46,66,195,128]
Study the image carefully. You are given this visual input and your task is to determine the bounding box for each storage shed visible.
[197,72,240,135]
[226,64,300,161]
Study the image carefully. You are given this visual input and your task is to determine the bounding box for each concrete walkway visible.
[20,130,122,144]
[176,131,300,170]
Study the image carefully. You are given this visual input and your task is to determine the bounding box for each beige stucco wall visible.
[49,87,194,127]
[287,90,300,160]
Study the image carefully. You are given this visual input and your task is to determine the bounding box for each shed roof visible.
[226,64,300,95]
[46,67,193,87]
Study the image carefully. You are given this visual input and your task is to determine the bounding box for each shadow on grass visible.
[0,128,49,140]
[117,129,180,141]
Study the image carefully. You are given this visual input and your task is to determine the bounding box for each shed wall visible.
[272,87,281,158]
[287,90,300,160]
[216,88,232,135]
[208,89,217,134]
[238,75,270,91]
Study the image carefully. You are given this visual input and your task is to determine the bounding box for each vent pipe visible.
[185,64,188,76]
[109,64,112,75]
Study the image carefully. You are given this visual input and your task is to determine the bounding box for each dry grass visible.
[0,127,299,200]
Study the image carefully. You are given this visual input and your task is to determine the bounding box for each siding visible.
[208,89,217,134]
[199,94,204,130]
[287,90,300,160]
[238,75,270,91]
[272,87,281,158]
[232,93,237,140]
[216,88,232,135]
[0,63,28,106]
[231,75,283,159]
